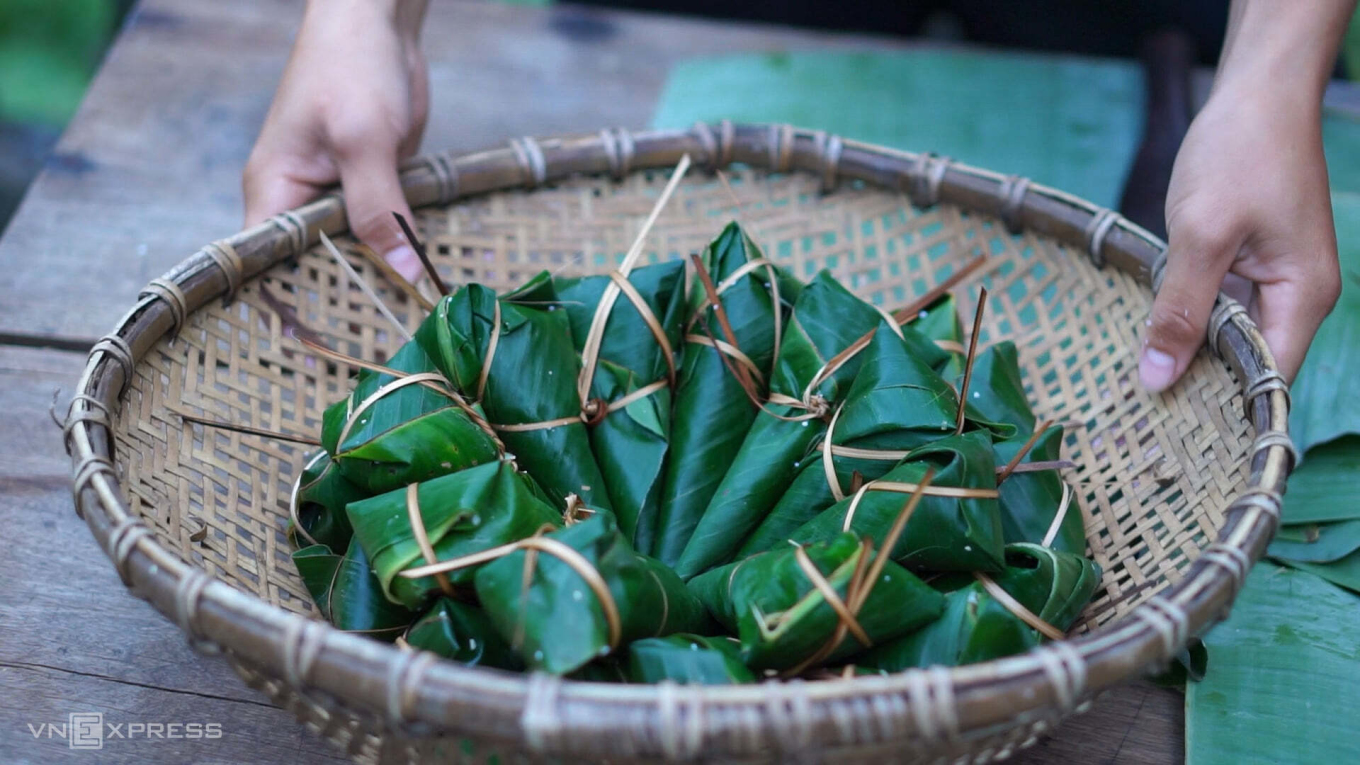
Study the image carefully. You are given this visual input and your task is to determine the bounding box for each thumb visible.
[1141,225,1239,392]
[334,144,425,283]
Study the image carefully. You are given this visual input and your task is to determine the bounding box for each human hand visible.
[1139,81,1340,392]
[243,0,430,282]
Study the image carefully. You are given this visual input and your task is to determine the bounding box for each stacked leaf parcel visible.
[286,219,1100,683]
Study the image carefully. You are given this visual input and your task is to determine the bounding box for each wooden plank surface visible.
[0,0,1183,761]
[0,0,915,343]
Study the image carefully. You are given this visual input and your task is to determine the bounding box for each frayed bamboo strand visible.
[319,231,413,342]
[996,420,1053,483]
[393,212,450,296]
[955,287,989,435]
[176,410,320,446]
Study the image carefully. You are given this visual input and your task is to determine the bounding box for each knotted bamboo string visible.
[782,471,935,677]
[337,372,487,449]
[1041,481,1076,548]
[407,483,458,597]
[288,450,330,548]
[974,572,1066,641]
[840,479,1000,533]
[397,522,624,651]
[576,154,691,403]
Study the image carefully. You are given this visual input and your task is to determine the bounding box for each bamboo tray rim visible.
[60,122,1294,760]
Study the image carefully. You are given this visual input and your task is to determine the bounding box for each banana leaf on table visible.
[554,261,687,550]
[415,272,612,510]
[675,270,888,579]
[347,459,563,609]
[319,339,502,495]
[688,531,945,672]
[627,634,756,685]
[293,539,414,641]
[289,450,365,553]
[736,323,959,556]
[652,222,801,564]
[858,543,1100,670]
[473,513,713,675]
[403,597,523,670]
[776,431,1006,572]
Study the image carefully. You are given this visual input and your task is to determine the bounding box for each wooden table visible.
[0,0,1185,761]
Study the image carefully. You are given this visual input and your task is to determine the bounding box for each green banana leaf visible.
[652,222,801,564]
[995,426,1085,555]
[1282,549,1360,594]
[1185,562,1360,765]
[567,658,631,682]
[688,532,945,671]
[911,292,966,379]
[858,543,1100,670]
[403,597,523,670]
[293,540,414,640]
[290,450,366,553]
[554,261,687,550]
[675,270,888,579]
[347,459,564,609]
[319,339,502,495]
[1267,519,1360,564]
[473,513,712,675]
[775,431,1007,572]
[737,323,960,556]
[627,634,756,685]
[958,342,1036,434]
[1278,436,1360,525]
[415,272,613,510]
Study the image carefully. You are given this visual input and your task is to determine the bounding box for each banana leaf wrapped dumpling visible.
[675,271,888,579]
[290,450,366,552]
[293,539,414,640]
[652,222,801,565]
[554,261,687,551]
[347,459,564,609]
[403,597,523,670]
[319,339,501,495]
[687,532,945,672]
[627,634,755,685]
[415,272,613,510]
[778,431,1006,572]
[858,543,1100,670]
[736,323,958,556]
[996,426,1084,555]
[473,513,713,675]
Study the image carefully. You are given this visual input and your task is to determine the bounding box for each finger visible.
[243,161,321,228]
[1141,226,1240,392]
[1253,272,1340,383]
[334,143,424,283]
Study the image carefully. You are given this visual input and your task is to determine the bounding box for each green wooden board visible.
[651,49,1145,208]
[1186,563,1360,764]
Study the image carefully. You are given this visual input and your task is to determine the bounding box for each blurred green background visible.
[0,0,130,230]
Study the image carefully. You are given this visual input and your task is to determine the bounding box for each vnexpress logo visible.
[69,713,103,750]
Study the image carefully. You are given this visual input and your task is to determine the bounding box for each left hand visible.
[1140,78,1340,392]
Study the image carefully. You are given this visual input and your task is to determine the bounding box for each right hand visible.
[243,0,430,282]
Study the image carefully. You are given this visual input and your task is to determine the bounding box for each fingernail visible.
[1139,347,1176,392]
[384,245,423,283]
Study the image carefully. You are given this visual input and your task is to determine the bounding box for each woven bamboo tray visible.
[62,123,1294,764]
